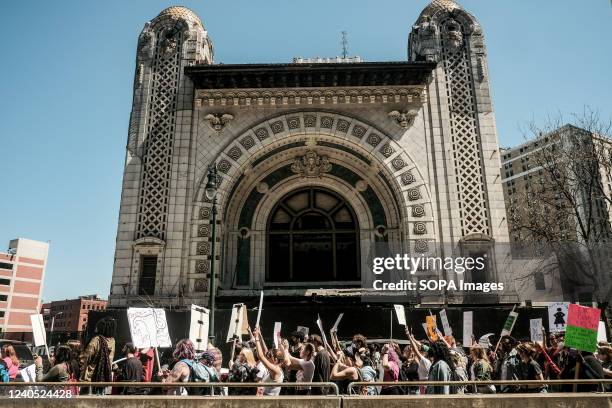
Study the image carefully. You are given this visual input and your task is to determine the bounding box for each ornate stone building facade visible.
[109,1,510,309]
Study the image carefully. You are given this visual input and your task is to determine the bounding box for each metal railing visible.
[347,379,612,395]
[0,381,340,396]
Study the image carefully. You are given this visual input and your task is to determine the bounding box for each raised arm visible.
[253,327,282,380]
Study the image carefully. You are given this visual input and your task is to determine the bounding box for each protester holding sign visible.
[281,340,315,394]
[252,327,284,396]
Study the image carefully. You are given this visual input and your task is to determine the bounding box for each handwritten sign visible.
[296,326,309,338]
[227,303,247,343]
[426,315,438,341]
[273,322,282,349]
[255,291,264,328]
[530,318,544,344]
[439,309,452,336]
[127,308,172,348]
[463,311,473,347]
[316,314,329,347]
[393,305,406,326]
[30,314,47,347]
[565,304,601,352]
[189,304,209,351]
[331,313,344,333]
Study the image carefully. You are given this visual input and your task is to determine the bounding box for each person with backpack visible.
[228,348,259,395]
[469,345,496,394]
[1,344,20,381]
[160,339,194,395]
[79,317,116,394]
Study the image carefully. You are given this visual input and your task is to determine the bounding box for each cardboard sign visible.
[426,315,438,341]
[393,305,406,326]
[500,311,518,337]
[30,314,47,347]
[127,308,172,348]
[548,302,569,333]
[316,314,329,346]
[530,318,544,344]
[331,313,344,333]
[565,304,601,352]
[598,321,608,343]
[189,304,209,351]
[463,311,473,347]
[255,291,264,328]
[296,326,309,338]
[227,303,247,343]
[439,309,452,336]
[273,322,282,349]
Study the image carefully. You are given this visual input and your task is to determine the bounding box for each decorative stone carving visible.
[257,182,269,194]
[443,19,463,51]
[388,110,419,129]
[413,222,427,235]
[355,180,368,192]
[194,278,207,292]
[412,205,425,218]
[159,24,181,57]
[415,240,429,253]
[401,171,416,186]
[291,150,332,178]
[367,133,382,147]
[254,127,269,141]
[407,188,422,201]
[196,241,210,255]
[199,207,210,219]
[196,260,209,273]
[413,17,439,62]
[137,22,155,57]
[239,136,255,150]
[197,225,210,237]
[204,113,234,131]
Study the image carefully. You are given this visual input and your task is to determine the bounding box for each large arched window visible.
[267,187,360,282]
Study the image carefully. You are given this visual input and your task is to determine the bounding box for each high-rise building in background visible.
[0,238,49,341]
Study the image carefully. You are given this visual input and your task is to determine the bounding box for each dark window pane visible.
[293,233,333,281]
[268,234,290,282]
[0,262,13,270]
[139,256,157,295]
[294,212,330,230]
[336,233,359,280]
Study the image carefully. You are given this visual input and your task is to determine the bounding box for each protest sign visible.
[227,303,246,343]
[548,302,569,333]
[297,326,309,338]
[530,318,544,344]
[316,314,329,346]
[478,333,494,349]
[189,304,209,351]
[598,321,608,343]
[463,311,473,347]
[273,322,282,349]
[127,308,172,348]
[393,305,406,326]
[500,310,518,337]
[426,315,438,341]
[30,314,47,347]
[19,364,36,382]
[255,291,264,328]
[331,313,344,333]
[440,309,452,336]
[565,304,601,352]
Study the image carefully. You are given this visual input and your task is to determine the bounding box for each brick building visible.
[0,238,49,340]
[41,295,107,343]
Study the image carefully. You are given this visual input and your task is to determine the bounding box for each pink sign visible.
[566,304,600,330]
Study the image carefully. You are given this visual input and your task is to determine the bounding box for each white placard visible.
[127,308,172,348]
[255,291,264,328]
[316,314,329,346]
[273,322,282,349]
[227,303,245,343]
[530,318,544,344]
[393,305,406,326]
[19,364,36,382]
[331,313,344,333]
[296,326,309,338]
[30,314,47,347]
[478,333,495,349]
[440,309,452,336]
[462,311,473,347]
[189,304,209,351]
[598,321,608,343]
[548,302,569,333]
[422,323,429,339]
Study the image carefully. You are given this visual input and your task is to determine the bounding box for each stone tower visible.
[409,0,508,245]
[110,7,213,306]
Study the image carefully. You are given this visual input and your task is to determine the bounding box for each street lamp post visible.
[205,163,219,345]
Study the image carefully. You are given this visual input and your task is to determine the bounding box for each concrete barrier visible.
[0,395,342,408]
[343,394,612,408]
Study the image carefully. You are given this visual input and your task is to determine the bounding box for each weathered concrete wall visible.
[1,394,611,408]
[1,395,342,408]
[343,394,612,408]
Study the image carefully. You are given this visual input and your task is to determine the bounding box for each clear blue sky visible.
[0,0,610,302]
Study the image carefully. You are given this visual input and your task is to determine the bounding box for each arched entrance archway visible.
[267,187,360,283]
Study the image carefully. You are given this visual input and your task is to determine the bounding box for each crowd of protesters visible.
[1,316,611,396]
